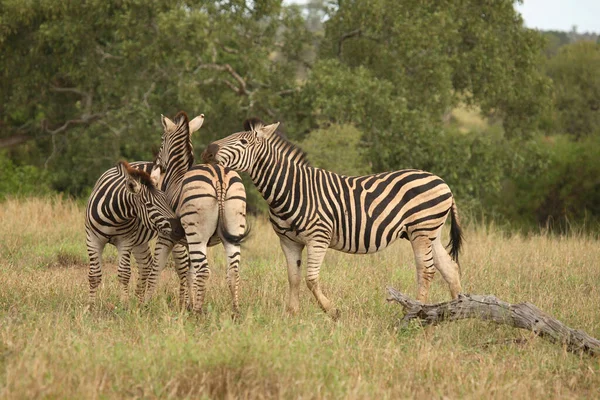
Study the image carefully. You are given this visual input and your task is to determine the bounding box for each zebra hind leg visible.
[172,244,190,310]
[409,235,436,303]
[306,243,340,320]
[431,231,462,299]
[222,240,241,318]
[188,240,210,314]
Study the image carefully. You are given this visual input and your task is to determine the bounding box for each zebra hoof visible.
[328,308,341,321]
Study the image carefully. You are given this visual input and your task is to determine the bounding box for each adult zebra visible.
[85,161,185,305]
[144,112,248,315]
[202,119,463,319]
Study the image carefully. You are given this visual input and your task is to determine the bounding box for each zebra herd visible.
[86,112,463,318]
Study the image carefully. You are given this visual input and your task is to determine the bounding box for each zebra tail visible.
[217,188,251,246]
[447,199,463,272]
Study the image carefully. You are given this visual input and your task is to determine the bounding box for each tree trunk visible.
[386,287,600,357]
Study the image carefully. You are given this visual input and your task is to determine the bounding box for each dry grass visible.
[1,197,599,399]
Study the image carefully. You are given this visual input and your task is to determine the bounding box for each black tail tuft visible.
[220,224,251,246]
[447,200,463,268]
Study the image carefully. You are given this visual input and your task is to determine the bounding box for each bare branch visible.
[387,287,600,357]
[50,86,89,97]
[97,119,125,138]
[143,82,156,109]
[0,134,34,149]
[338,29,362,57]
[338,29,380,58]
[50,86,94,113]
[196,62,248,95]
[95,45,123,61]
[43,113,104,135]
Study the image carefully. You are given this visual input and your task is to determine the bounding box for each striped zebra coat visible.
[85,161,184,304]
[144,112,248,314]
[203,119,463,319]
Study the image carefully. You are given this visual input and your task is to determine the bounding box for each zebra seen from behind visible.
[202,118,463,319]
[144,112,248,315]
[85,160,185,305]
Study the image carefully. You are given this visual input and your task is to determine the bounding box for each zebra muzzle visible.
[202,143,219,163]
[168,218,186,242]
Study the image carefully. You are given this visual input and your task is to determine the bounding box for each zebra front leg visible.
[131,242,153,302]
[188,240,210,314]
[280,236,305,315]
[306,242,339,320]
[87,241,105,306]
[144,236,175,302]
[116,247,133,302]
[171,243,190,309]
[410,235,436,302]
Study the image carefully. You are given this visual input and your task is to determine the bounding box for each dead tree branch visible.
[386,287,600,357]
[196,62,248,95]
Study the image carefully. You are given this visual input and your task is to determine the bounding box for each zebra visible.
[202,118,463,319]
[85,160,185,305]
[144,112,248,315]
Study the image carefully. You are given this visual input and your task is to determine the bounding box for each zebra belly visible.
[328,222,406,254]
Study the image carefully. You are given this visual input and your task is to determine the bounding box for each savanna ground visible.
[1,197,599,399]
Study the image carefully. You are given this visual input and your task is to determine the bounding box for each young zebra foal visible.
[203,119,463,319]
[85,161,184,305]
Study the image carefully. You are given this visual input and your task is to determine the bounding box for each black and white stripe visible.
[85,161,184,304]
[145,112,248,315]
[203,119,463,318]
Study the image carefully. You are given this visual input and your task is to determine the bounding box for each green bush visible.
[0,153,53,200]
[506,135,600,231]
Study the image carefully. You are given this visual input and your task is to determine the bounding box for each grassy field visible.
[1,197,599,399]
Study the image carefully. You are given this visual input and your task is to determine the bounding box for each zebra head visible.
[117,161,185,242]
[151,112,204,189]
[202,118,280,172]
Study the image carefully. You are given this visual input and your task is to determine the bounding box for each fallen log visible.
[386,287,600,357]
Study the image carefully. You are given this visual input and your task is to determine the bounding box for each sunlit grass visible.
[1,197,599,398]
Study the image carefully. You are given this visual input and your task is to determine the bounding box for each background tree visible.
[545,41,600,139]
[0,0,312,195]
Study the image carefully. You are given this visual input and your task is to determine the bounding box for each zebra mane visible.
[120,161,156,191]
[173,111,195,167]
[243,118,310,167]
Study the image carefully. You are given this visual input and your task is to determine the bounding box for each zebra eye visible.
[240,139,248,145]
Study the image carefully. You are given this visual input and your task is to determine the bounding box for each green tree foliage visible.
[545,41,600,139]
[299,123,371,176]
[0,0,312,195]
[320,0,552,140]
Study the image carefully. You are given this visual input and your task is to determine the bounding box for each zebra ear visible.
[256,122,280,139]
[124,173,143,195]
[150,166,162,188]
[189,114,205,134]
[117,161,143,195]
[161,114,176,131]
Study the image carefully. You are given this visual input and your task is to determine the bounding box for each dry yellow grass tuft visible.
[1,198,599,398]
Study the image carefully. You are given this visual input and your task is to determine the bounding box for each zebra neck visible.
[249,154,306,211]
[163,159,190,209]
